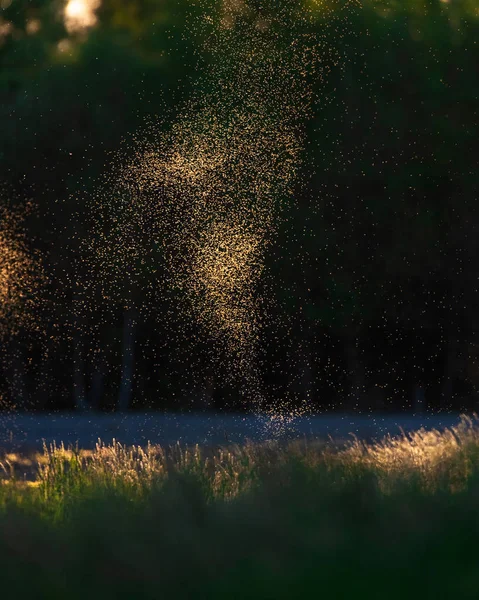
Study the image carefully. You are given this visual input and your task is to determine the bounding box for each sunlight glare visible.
[64,0,101,33]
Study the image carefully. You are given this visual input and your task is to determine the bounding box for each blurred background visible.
[0,0,478,415]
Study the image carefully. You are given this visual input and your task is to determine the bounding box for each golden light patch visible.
[0,204,45,338]
[64,0,101,33]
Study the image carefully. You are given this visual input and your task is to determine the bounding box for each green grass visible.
[2,415,479,599]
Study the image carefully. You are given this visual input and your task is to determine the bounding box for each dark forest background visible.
[1,0,478,414]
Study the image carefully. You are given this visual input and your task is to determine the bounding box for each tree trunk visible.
[90,367,105,410]
[10,343,26,410]
[344,330,365,411]
[441,335,458,410]
[413,384,425,414]
[298,336,314,405]
[73,329,89,412]
[117,308,137,412]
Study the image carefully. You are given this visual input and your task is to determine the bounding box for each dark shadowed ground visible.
[0,411,468,454]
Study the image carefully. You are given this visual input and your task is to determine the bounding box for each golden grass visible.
[338,414,479,493]
[2,414,479,499]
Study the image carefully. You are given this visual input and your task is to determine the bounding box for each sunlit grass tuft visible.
[339,413,479,493]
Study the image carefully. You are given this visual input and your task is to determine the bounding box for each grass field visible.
[2,415,479,599]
